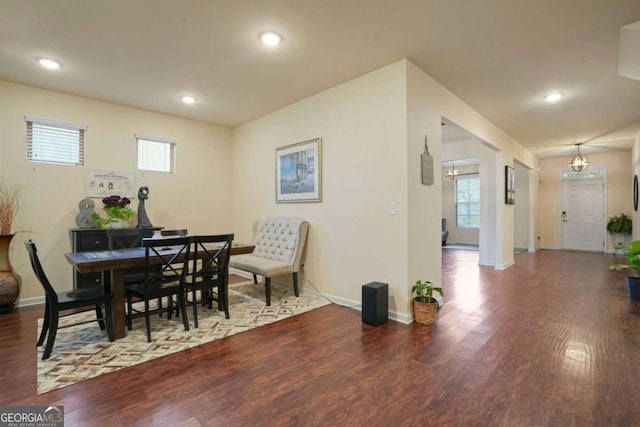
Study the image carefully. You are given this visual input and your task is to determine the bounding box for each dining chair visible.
[184,234,234,327]
[161,229,188,237]
[25,240,115,360]
[125,236,191,342]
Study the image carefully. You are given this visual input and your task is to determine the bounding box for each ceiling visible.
[1,0,639,159]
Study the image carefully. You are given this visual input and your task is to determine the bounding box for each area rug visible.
[36,281,330,394]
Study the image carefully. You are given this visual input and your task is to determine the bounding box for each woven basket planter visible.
[413,298,439,325]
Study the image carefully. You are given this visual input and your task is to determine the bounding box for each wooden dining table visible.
[65,241,254,339]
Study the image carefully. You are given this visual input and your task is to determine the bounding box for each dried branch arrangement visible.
[0,179,22,235]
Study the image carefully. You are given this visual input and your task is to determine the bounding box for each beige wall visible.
[537,151,632,251]
[3,57,538,320]
[0,80,233,301]
[232,61,410,319]
[231,59,536,321]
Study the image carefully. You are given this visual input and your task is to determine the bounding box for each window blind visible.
[136,134,176,173]
[25,115,86,166]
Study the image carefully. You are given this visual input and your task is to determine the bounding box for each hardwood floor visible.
[1,250,639,426]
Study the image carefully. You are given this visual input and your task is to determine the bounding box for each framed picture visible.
[276,138,322,203]
[505,166,515,204]
[85,168,136,198]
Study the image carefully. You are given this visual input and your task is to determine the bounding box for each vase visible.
[0,234,21,314]
[109,219,123,229]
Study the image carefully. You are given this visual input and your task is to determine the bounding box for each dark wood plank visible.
[2,252,640,426]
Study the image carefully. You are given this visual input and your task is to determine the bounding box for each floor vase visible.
[0,235,20,313]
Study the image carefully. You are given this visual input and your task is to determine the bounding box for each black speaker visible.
[362,282,388,326]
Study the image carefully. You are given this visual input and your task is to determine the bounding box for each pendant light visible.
[445,161,459,180]
[569,143,589,172]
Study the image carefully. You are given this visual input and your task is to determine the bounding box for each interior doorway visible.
[560,168,605,252]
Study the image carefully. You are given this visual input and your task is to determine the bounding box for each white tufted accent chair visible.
[229,217,309,305]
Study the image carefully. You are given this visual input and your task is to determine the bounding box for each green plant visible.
[91,195,134,226]
[607,213,632,235]
[609,240,640,276]
[411,280,443,304]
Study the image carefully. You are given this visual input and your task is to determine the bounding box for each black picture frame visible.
[505,166,515,204]
[634,175,638,212]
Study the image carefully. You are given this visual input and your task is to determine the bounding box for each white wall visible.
[232,61,410,319]
[0,80,233,301]
[231,59,536,322]
[408,60,536,271]
[514,161,530,249]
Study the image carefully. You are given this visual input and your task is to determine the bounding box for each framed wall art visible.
[276,138,322,203]
[505,166,515,205]
[85,168,136,198]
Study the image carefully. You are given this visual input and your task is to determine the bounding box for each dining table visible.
[65,241,255,339]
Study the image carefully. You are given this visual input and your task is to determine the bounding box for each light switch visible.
[389,202,397,215]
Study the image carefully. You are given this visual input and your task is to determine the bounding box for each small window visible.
[25,115,86,166]
[456,174,480,228]
[136,134,175,173]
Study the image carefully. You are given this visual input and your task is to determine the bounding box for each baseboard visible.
[478,259,494,267]
[495,260,515,270]
[233,270,412,324]
[540,245,561,250]
[17,295,45,307]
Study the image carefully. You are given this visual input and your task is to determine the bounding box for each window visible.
[136,134,175,173]
[25,115,86,165]
[456,174,480,228]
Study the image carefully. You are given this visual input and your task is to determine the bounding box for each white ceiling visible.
[1,0,639,158]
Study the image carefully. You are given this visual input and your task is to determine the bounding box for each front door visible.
[561,177,604,252]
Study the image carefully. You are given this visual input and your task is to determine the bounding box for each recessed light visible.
[38,58,61,69]
[181,95,197,104]
[544,92,564,102]
[259,31,282,46]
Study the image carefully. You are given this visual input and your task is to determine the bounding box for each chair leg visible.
[253,274,258,284]
[144,299,152,343]
[179,292,190,332]
[191,288,199,328]
[222,284,230,319]
[37,299,51,347]
[265,277,271,306]
[293,272,300,297]
[158,297,163,317]
[42,308,59,360]
[127,295,133,330]
[96,305,106,330]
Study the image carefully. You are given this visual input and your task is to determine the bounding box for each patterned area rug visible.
[37,281,330,394]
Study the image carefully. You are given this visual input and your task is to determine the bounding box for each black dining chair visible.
[25,240,115,360]
[184,234,234,327]
[125,236,191,342]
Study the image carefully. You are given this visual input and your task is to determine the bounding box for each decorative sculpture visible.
[75,198,98,228]
[136,186,153,228]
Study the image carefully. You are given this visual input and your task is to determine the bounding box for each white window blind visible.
[25,115,86,166]
[136,134,175,173]
[456,174,480,228]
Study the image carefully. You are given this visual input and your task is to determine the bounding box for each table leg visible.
[110,269,126,339]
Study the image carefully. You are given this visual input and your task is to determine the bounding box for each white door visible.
[561,178,604,252]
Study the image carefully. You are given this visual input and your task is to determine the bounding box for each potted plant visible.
[609,240,640,301]
[91,195,134,227]
[607,213,632,254]
[411,280,443,325]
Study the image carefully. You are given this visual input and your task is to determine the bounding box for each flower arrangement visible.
[91,195,134,227]
[0,178,22,235]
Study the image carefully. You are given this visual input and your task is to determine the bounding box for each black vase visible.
[626,277,640,301]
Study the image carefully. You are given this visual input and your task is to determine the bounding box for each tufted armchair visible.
[229,217,309,305]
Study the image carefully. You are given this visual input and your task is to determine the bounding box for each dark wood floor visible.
[2,250,640,426]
